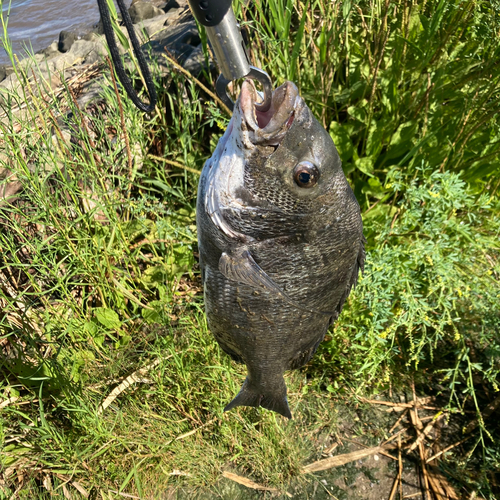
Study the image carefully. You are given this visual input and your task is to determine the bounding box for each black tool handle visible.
[188,0,233,26]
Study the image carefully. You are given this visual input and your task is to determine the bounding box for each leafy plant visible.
[237,0,500,200]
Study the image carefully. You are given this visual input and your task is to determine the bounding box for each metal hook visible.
[216,66,273,113]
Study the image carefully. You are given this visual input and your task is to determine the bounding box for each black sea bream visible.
[196,80,365,418]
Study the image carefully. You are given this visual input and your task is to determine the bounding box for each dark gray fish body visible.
[197,81,365,419]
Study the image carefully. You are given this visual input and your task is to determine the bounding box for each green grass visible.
[1,0,500,498]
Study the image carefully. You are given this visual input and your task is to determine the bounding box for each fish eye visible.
[293,161,319,188]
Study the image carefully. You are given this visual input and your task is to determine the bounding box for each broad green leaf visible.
[141,265,167,288]
[355,156,374,176]
[366,121,385,157]
[94,307,121,329]
[362,177,387,199]
[348,101,369,125]
[330,121,354,162]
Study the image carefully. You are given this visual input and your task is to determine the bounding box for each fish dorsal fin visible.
[218,248,286,298]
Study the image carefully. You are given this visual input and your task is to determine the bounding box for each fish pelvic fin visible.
[224,376,292,419]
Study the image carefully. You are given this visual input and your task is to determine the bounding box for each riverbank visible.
[0,0,105,65]
[0,0,205,96]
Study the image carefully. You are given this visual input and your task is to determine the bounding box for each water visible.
[0,0,106,64]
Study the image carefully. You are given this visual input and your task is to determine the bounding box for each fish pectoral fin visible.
[218,248,286,298]
[219,248,333,316]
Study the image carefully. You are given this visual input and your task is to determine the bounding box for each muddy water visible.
[1,0,125,64]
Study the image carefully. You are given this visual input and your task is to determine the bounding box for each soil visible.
[160,392,469,500]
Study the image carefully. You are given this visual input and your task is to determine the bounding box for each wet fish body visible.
[197,81,365,418]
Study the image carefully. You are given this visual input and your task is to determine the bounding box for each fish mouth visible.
[240,80,300,145]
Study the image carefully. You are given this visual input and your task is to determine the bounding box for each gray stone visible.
[76,78,107,108]
[167,42,194,63]
[139,13,175,38]
[182,44,213,76]
[143,20,199,51]
[58,31,77,53]
[37,41,59,59]
[67,39,109,65]
[83,32,100,42]
[128,1,165,24]
[163,0,180,12]
[0,65,14,83]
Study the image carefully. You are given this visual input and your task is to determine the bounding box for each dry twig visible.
[303,446,384,473]
[98,357,167,413]
[222,471,287,495]
[407,413,444,453]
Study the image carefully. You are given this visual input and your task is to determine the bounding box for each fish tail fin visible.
[224,376,292,419]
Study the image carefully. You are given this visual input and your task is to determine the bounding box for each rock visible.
[37,41,59,59]
[140,13,175,38]
[58,31,77,53]
[0,65,14,83]
[83,32,99,42]
[67,39,109,65]
[146,20,199,49]
[163,0,180,12]
[165,42,194,64]
[76,78,107,109]
[183,44,213,76]
[128,1,165,24]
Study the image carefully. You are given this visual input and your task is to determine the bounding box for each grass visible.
[1,0,499,498]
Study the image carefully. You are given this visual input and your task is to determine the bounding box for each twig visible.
[303,446,384,473]
[173,418,215,441]
[464,393,500,433]
[386,423,403,500]
[399,434,403,500]
[383,427,407,446]
[364,197,382,215]
[98,357,168,413]
[389,409,409,434]
[343,437,398,461]
[388,472,400,500]
[222,471,286,495]
[427,466,459,500]
[407,413,444,453]
[108,490,141,499]
[358,396,433,408]
[426,436,472,463]
[322,442,339,455]
[0,396,20,409]
[410,383,430,500]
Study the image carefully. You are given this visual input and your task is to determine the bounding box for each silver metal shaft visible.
[206,9,250,82]
[205,7,273,113]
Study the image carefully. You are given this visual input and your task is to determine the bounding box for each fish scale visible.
[197,80,365,419]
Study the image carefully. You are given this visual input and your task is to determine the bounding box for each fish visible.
[196,80,365,419]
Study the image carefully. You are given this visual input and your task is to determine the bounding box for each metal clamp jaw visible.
[187,0,272,112]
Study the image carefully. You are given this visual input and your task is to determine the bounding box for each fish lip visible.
[240,80,300,144]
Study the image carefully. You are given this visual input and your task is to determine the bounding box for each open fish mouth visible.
[240,80,300,145]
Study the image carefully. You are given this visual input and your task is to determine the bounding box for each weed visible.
[0,0,499,498]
